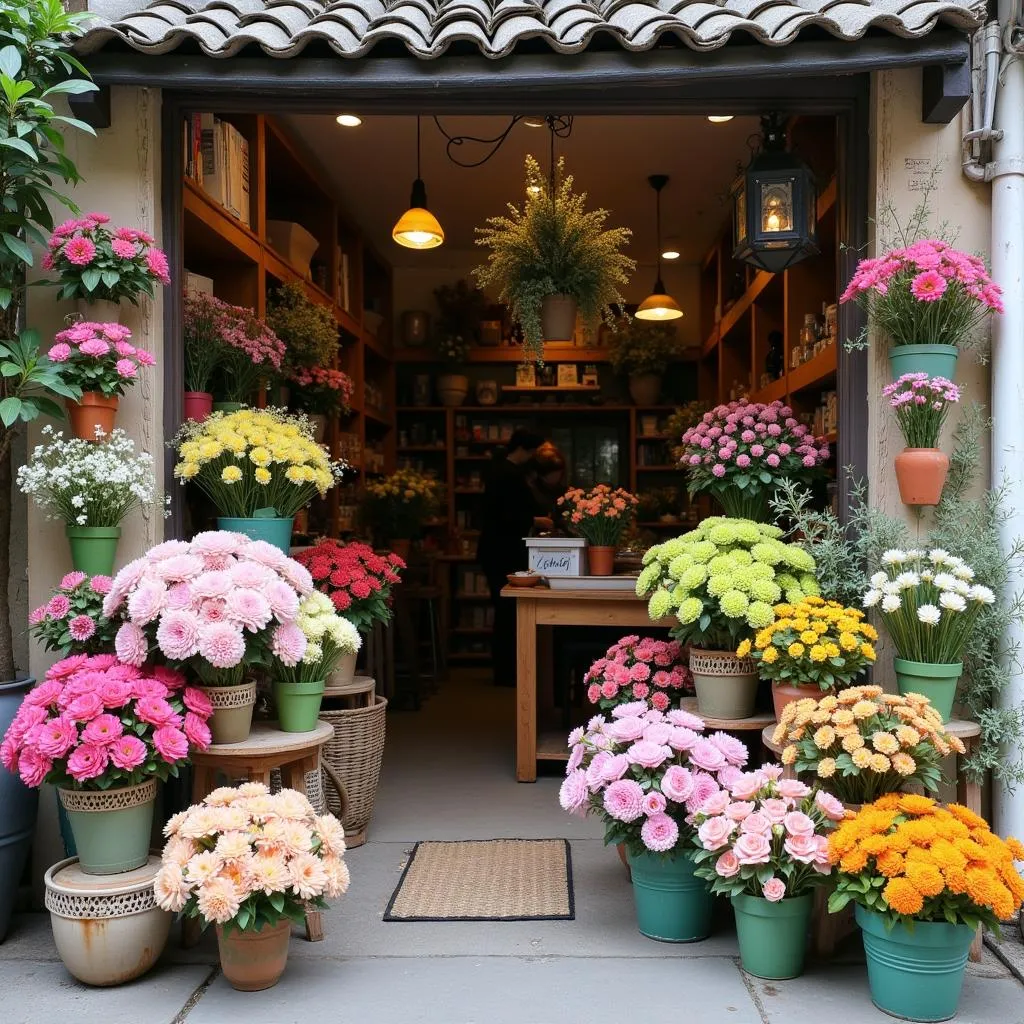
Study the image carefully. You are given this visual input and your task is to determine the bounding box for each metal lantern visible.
[732,114,818,273]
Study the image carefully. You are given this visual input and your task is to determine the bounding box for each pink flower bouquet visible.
[102,531,314,687]
[559,701,747,858]
[678,399,829,520]
[0,654,211,790]
[154,783,349,937]
[287,365,355,417]
[30,571,118,656]
[48,322,155,398]
[584,635,692,712]
[840,239,1003,350]
[556,484,639,547]
[882,373,960,449]
[44,212,170,305]
[690,766,841,902]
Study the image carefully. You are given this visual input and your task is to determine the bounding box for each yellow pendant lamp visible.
[636,174,683,322]
[392,117,444,250]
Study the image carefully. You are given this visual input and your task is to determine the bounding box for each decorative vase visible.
[183,391,213,423]
[57,780,157,875]
[587,545,616,576]
[0,676,38,942]
[273,678,326,733]
[856,905,973,1022]
[541,294,577,343]
[894,448,950,506]
[689,649,759,720]
[217,516,294,555]
[67,392,118,441]
[437,373,469,407]
[626,848,713,942]
[771,682,823,722]
[893,658,962,723]
[44,855,170,986]
[628,373,662,407]
[731,892,813,979]
[309,413,328,443]
[716,488,771,522]
[65,525,121,577]
[199,681,256,744]
[328,651,357,690]
[212,401,245,413]
[888,343,958,383]
[76,298,121,323]
[216,918,291,992]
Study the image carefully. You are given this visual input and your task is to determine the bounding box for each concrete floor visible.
[2,674,1023,1024]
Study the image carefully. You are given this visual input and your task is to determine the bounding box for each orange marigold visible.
[877,850,906,878]
[860,835,890,857]
[905,862,946,898]
[840,848,869,874]
[1007,837,1024,862]
[945,804,988,830]
[965,867,1001,909]
[898,794,936,816]
[883,877,924,915]
[990,883,1016,920]
[943,866,969,895]
[997,862,1024,905]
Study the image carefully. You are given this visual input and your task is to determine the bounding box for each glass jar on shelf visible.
[798,314,818,365]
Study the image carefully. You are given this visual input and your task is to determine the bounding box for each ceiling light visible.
[523,116,546,128]
[636,175,684,322]
[393,117,444,251]
[707,115,734,124]
[661,239,682,260]
[335,114,362,127]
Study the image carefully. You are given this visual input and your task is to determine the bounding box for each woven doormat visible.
[383,839,575,922]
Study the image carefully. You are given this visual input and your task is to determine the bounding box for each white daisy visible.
[863,590,882,608]
[917,604,942,626]
[882,549,907,566]
[939,592,967,613]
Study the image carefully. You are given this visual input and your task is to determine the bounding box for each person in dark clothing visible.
[478,429,544,685]
[525,443,567,532]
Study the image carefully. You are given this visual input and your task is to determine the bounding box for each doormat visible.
[383,838,574,922]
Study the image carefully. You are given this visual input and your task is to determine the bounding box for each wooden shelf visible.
[364,406,392,428]
[397,445,446,453]
[502,385,601,394]
[637,520,688,529]
[788,345,837,394]
[455,592,491,601]
[637,465,679,472]
[183,179,261,263]
[394,346,612,364]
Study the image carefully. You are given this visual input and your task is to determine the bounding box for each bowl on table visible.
[506,572,542,588]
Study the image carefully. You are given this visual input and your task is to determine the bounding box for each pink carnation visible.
[650,691,670,711]
[79,338,111,357]
[115,358,138,379]
[110,734,147,771]
[152,725,188,763]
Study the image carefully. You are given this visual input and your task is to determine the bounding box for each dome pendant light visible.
[636,174,683,322]
[392,116,444,250]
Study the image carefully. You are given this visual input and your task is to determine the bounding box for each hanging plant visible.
[473,156,634,363]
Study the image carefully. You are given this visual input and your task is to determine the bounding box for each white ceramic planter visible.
[44,855,170,986]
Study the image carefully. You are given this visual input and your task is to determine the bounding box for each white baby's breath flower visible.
[882,549,907,566]
[917,604,942,626]
[862,589,882,608]
[881,594,902,613]
[939,591,967,613]
[970,585,996,605]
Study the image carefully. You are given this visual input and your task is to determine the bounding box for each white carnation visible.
[881,594,902,613]
[917,604,942,626]
[939,592,967,613]
[862,589,882,608]
[970,585,996,605]
[869,572,888,589]
[882,549,907,565]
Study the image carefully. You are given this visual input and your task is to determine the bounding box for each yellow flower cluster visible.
[737,597,878,687]
[772,685,964,802]
[364,467,441,506]
[830,794,1024,922]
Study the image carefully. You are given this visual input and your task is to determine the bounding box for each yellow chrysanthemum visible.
[816,757,837,778]
[813,726,836,749]
[824,643,841,659]
[860,644,876,660]
[176,461,200,480]
[871,732,899,755]
[800,630,818,645]
[788,642,805,658]
[884,877,924,915]
[761,646,779,664]
[809,644,828,663]
[781,744,797,766]
[221,465,243,484]
[254,467,272,485]
[736,639,752,658]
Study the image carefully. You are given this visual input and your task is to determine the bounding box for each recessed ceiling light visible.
[336,114,362,127]
[523,116,546,128]
[707,115,734,124]
[661,247,682,260]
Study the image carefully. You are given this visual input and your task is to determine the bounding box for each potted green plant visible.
[474,156,635,362]
[183,290,229,421]
[609,319,682,406]
[431,279,484,405]
[267,280,338,407]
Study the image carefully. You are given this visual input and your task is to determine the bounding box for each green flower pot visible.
[893,658,962,723]
[888,344,958,383]
[218,516,294,555]
[626,848,713,943]
[856,905,974,1022]
[273,679,325,733]
[58,780,156,875]
[65,526,121,577]
[732,892,813,979]
[212,401,246,413]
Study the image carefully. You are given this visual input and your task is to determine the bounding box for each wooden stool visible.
[679,697,776,747]
[762,719,984,961]
[184,720,335,946]
[323,673,375,709]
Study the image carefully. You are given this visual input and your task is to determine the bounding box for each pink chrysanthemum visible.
[197,622,246,669]
[640,813,679,853]
[271,622,307,667]
[603,779,644,822]
[110,734,147,771]
[111,238,137,259]
[63,235,97,266]
[68,615,97,642]
[156,609,202,661]
[910,269,948,302]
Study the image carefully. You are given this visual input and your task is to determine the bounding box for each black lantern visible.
[732,113,817,273]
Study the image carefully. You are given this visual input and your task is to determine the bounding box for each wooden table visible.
[503,585,674,782]
[187,720,335,944]
[763,719,984,961]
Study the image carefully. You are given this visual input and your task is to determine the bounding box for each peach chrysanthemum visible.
[869,753,891,774]
[871,732,899,755]
[153,864,191,912]
[781,745,797,765]
[163,810,188,837]
[185,850,223,884]
[841,733,865,753]
[771,723,787,745]
[163,836,197,868]
[895,726,921,747]
[837,690,862,706]
[314,815,347,858]
[813,726,836,749]
[249,851,290,895]
[322,854,351,898]
[179,808,219,840]
[279,821,315,857]
[217,859,254,896]
[819,695,839,711]
[890,753,917,776]
[852,700,878,720]
[816,757,837,778]
[289,851,328,900]
[810,708,832,725]
[884,877,924,915]
[831,710,856,729]
[214,831,253,862]
[273,790,313,820]
[196,875,242,924]
[851,748,872,769]
[205,786,241,807]
[236,781,270,798]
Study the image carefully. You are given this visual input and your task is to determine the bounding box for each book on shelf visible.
[334,246,351,312]
[198,114,251,228]
[182,114,202,184]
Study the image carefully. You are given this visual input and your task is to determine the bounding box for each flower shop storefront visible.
[7,0,1024,1016]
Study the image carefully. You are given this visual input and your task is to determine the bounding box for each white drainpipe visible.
[989,0,1024,838]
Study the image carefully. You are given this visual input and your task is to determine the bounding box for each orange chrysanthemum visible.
[840,849,869,874]
[905,862,945,898]
[873,794,902,811]
[943,865,969,895]
[877,850,906,878]
[946,804,988,830]
[884,877,924,915]
[898,794,936,816]
[965,867,1001,909]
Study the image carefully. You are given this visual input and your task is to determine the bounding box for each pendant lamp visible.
[393,117,444,250]
[636,175,683,321]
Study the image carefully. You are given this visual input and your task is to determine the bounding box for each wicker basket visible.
[320,696,387,848]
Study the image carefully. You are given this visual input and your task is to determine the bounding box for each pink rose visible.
[18,747,51,787]
[734,831,772,866]
[152,725,188,763]
[762,877,787,903]
[784,834,820,864]
[626,740,672,769]
[642,792,667,817]
[729,773,764,801]
[724,801,755,822]
[812,835,832,873]
[559,769,590,815]
[642,722,672,746]
[776,779,811,801]
[598,753,631,785]
[740,812,772,836]
[689,738,728,772]
[81,713,124,746]
[67,743,109,782]
[783,811,815,838]
[607,717,646,743]
[715,850,741,878]
[33,716,78,758]
[697,815,736,851]
[700,790,732,816]
[761,764,784,782]
[761,798,790,825]
[814,790,846,822]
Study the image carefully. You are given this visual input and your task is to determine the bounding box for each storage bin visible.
[526,537,588,576]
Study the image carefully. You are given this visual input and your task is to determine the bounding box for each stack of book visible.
[182,113,251,228]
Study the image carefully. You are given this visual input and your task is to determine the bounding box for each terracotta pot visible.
[541,294,577,342]
[216,918,291,992]
[183,391,213,423]
[588,545,616,576]
[628,373,662,407]
[894,447,949,506]
[437,373,469,407]
[67,393,118,442]
[771,682,824,722]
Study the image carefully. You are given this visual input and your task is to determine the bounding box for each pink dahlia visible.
[111,238,137,259]
[67,742,109,782]
[225,589,273,633]
[603,779,644,822]
[156,609,202,661]
[558,769,589,815]
[63,236,96,266]
[79,338,110,357]
[135,696,178,728]
[18,747,52,787]
[198,622,246,669]
[708,731,748,768]
[640,813,679,853]
[110,734,147,771]
[270,622,306,667]
[82,713,124,746]
[183,686,213,716]
[66,691,104,723]
[115,622,150,667]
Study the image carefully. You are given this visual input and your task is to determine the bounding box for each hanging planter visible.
[894,448,950,506]
[67,392,118,441]
[888,343,959,382]
[689,649,758,720]
[65,525,121,576]
[58,779,157,875]
[74,297,122,323]
[541,294,577,342]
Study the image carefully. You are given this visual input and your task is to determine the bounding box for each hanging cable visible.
[431,114,574,169]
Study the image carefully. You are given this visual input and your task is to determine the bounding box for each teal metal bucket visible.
[217,516,294,554]
[893,659,962,723]
[888,344,958,383]
[856,906,974,1022]
[732,892,813,979]
[626,848,713,943]
[273,679,325,733]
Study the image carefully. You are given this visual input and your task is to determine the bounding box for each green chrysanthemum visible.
[677,596,704,624]
[668,554,693,581]
[785,588,806,604]
[707,523,739,547]
[747,561,774,581]
[708,554,737,576]
[756,523,784,540]
[657,538,687,561]
[749,579,782,604]
[729,567,755,594]
[636,562,661,595]
[706,572,735,598]
[783,546,816,572]
[642,547,659,566]
[746,600,775,629]
[688,541,718,564]
[679,564,709,590]
[734,522,762,545]
[751,542,783,566]
[648,588,674,620]
[775,572,798,592]
[720,589,749,618]
[800,574,821,596]
[730,548,754,566]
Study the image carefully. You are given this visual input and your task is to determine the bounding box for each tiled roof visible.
[76,0,985,60]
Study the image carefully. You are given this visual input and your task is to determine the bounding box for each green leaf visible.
[269,892,285,913]
[0,45,21,78]
[0,136,38,161]
[81,268,101,291]
[42,78,98,98]
[0,397,22,427]
[828,890,853,913]
[1,232,32,266]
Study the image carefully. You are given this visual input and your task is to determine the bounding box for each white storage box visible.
[526,537,587,576]
[266,220,319,277]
